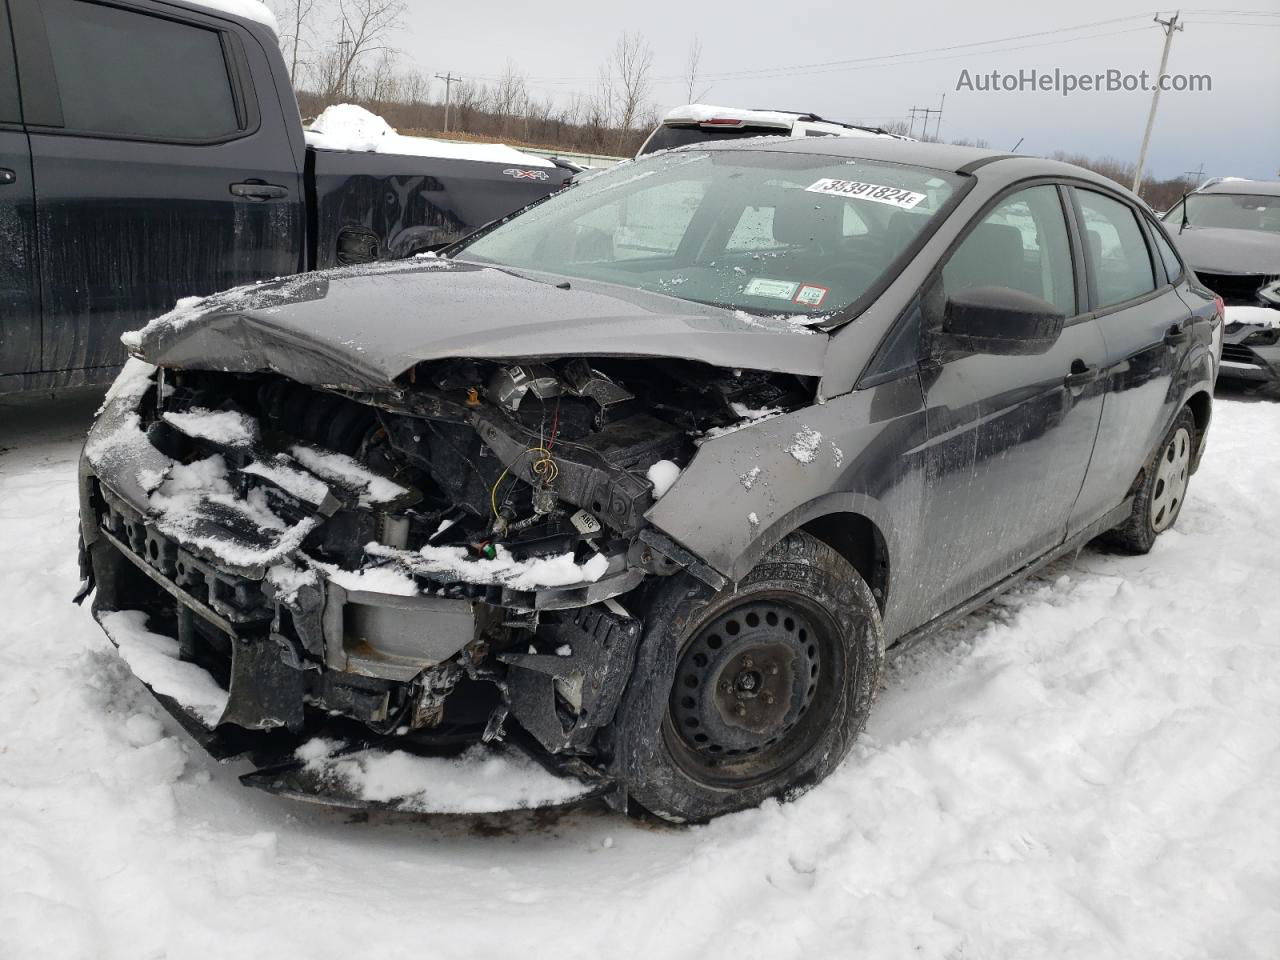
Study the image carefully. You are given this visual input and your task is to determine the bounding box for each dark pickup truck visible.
[0,0,573,394]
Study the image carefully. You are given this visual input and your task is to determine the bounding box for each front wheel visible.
[612,531,884,823]
[1106,408,1196,554]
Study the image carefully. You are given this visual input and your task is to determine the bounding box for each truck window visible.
[0,0,19,123]
[41,0,241,141]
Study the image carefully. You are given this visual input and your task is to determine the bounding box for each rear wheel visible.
[1107,408,1196,554]
[613,531,884,823]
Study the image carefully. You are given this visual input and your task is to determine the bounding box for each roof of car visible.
[1196,178,1280,197]
[684,134,1001,172]
[675,135,1140,198]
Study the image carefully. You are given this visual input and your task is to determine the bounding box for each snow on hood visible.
[1171,226,1280,275]
[125,260,829,391]
[304,104,553,168]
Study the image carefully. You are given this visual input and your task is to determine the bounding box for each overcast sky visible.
[394,1,1279,180]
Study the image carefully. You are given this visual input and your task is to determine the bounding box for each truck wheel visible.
[1106,408,1196,554]
[613,531,884,823]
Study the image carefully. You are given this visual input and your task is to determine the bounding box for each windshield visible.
[455,149,960,319]
[1167,193,1280,233]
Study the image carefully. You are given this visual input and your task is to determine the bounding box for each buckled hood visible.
[126,259,829,392]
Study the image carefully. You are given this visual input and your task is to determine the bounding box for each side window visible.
[941,185,1076,316]
[549,179,708,264]
[612,180,706,258]
[0,0,19,123]
[726,205,779,251]
[41,0,241,141]
[1147,220,1183,282]
[1077,190,1156,308]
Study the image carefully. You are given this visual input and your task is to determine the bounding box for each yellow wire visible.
[490,447,558,519]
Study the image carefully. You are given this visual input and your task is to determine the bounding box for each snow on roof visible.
[172,0,278,33]
[660,103,895,141]
[662,104,800,129]
[304,104,554,168]
[1199,177,1280,197]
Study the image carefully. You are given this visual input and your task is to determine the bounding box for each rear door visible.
[0,0,39,379]
[1066,186,1194,534]
[9,0,304,382]
[912,183,1107,622]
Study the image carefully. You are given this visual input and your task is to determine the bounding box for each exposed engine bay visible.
[79,355,814,810]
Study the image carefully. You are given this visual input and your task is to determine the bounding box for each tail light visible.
[1213,295,1225,322]
[699,117,745,127]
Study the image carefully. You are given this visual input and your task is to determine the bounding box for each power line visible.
[470,13,1157,85]
[1181,8,1280,14]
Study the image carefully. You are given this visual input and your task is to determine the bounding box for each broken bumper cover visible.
[77,365,640,811]
[1219,311,1280,383]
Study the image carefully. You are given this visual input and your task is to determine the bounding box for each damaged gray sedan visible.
[78,138,1219,821]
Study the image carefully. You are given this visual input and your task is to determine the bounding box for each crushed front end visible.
[78,354,810,813]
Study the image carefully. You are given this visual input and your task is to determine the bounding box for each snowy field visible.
[1,387,1278,960]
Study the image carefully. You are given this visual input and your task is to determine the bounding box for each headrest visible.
[946,222,1026,290]
[1086,228,1104,264]
[772,189,843,246]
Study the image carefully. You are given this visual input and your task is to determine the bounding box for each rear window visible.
[1078,190,1156,308]
[42,0,241,141]
[637,124,788,156]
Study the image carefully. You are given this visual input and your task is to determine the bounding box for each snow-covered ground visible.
[1,388,1277,959]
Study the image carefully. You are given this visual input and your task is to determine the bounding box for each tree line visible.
[271,0,668,155]
[271,0,1206,202]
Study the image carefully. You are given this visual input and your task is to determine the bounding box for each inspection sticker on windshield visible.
[794,284,829,307]
[744,277,800,300]
[805,178,927,209]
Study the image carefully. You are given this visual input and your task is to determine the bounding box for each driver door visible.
[908,184,1108,625]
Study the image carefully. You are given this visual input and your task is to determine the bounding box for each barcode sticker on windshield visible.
[805,179,927,209]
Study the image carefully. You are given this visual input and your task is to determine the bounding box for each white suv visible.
[637,103,906,157]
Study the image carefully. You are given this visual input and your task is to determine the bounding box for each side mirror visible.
[943,286,1065,356]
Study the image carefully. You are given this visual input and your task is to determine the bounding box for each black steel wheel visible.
[611,531,884,823]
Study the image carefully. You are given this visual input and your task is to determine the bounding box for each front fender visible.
[644,376,925,589]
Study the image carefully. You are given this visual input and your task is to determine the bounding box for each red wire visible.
[546,400,561,453]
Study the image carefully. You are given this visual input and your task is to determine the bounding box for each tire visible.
[1106,408,1196,554]
[611,531,884,823]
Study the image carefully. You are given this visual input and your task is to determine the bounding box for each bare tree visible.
[271,0,317,83]
[365,48,401,102]
[451,79,490,133]
[326,0,407,100]
[491,61,528,136]
[683,37,707,104]
[607,32,653,150]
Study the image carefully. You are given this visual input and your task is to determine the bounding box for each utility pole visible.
[907,97,944,141]
[435,72,462,134]
[1131,11,1183,196]
[1183,163,1205,187]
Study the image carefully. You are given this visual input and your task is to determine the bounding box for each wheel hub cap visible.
[1151,426,1191,532]
[670,600,821,758]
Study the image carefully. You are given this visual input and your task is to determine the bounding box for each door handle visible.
[1063,360,1099,389]
[0,168,15,186]
[230,181,288,201]
[1163,323,1189,346]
